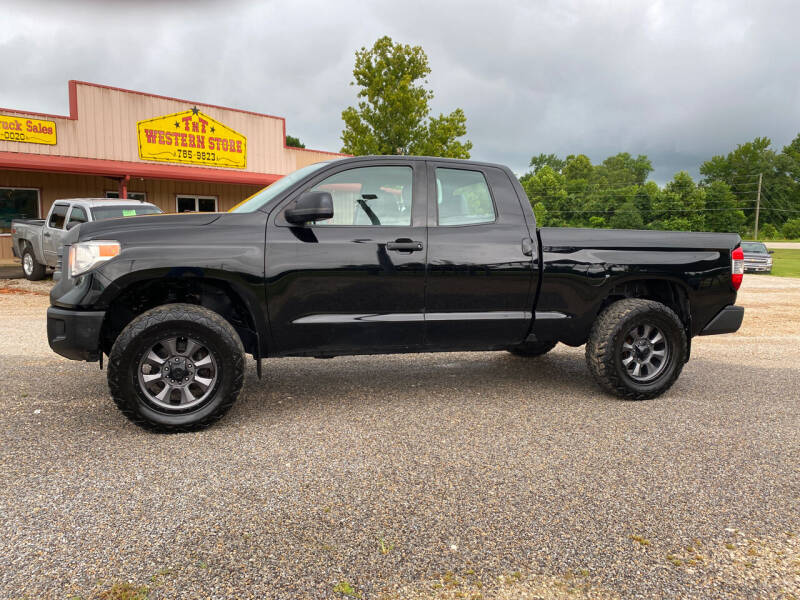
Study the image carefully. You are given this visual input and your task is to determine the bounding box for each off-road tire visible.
[108,303,245,432]
[22,247,46,281]
[507,340,558,357]
[585,298,686,400]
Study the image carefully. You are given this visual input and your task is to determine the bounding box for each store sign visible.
[0,114,57,145]
[137,106,246,169]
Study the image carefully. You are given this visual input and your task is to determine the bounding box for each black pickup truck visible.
[47,156,745,431]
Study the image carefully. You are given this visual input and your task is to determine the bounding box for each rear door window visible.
[435,168,496,226]
[48,204,69,229]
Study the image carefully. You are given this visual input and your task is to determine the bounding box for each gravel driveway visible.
[1,276,798,599]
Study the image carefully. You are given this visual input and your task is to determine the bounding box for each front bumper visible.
[699,305,744,336]
[744,265,772,272]
[47,306,105,361]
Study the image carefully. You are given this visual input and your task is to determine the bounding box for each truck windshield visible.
[229,161,332,213]
[741,242,768,253]
[92,205,163,220]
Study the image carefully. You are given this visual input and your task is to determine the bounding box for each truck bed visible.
[534,227,740,345]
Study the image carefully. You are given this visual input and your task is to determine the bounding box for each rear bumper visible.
[699,305,744,336]
[47,306,105,361]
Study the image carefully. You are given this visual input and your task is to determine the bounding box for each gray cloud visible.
[1,0,798,182]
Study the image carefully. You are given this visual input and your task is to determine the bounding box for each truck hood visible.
[75,212,222,241]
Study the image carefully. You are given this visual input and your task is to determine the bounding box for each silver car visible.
[741,241,773,273]
[11,198,162,280]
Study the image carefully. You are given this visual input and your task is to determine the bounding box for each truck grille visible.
[54,248,64,281]
[743,254,771,271]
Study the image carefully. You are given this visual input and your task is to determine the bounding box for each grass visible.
[768,248,800,278]
[333,581,360,598]
[96,583,149,600]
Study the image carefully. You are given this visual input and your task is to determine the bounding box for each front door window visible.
[309,166,413,226]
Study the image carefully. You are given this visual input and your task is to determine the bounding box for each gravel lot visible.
[1,276,798,599]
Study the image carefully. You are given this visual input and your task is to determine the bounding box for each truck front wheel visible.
[108,304,245,432]
[22,247,46,281]
[585,298,686,400]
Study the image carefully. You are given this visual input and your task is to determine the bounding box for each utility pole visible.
[754,172,762,240]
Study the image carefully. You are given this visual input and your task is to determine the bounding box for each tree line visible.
[521,136,800,238]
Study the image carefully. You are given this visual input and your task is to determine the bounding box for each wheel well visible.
[100,278,260,357]
[600,279,690,330]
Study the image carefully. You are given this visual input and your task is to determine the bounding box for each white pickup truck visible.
[11,198,162,280]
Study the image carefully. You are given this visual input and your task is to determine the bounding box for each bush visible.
[589,216,606,228]
[781,218,800,239]
[759,223,779,240]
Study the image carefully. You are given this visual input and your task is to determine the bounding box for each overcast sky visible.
[2,0,798,182]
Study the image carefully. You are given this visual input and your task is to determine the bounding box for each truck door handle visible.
[386,239,424,252]
[521,237,534,256]
[43,232,51,238]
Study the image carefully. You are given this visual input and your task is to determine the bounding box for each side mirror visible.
[65,221,80,230]
[285,191,334,224]
[769,250,775,254]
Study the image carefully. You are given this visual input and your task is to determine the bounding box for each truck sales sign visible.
[137,107,246,169]
[0,114,57,145]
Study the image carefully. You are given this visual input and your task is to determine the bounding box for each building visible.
[0,80,345,258]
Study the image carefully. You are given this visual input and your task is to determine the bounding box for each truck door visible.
[424,163,537,349]
[43,202,69,266]
[265,160,428,355]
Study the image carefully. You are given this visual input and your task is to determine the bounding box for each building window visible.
[176,196,217,213]
[106,190,147,202]
[0,188,40,235]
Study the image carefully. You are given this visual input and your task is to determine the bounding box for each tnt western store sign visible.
[0,80,344,259]
[138,107,247,169]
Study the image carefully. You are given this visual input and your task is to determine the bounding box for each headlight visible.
[68,241,121,277]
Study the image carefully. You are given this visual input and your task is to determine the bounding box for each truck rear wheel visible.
[585,298,686,400]
[107,304,245,432]
[22,247,46,281]
[507,340,557,357]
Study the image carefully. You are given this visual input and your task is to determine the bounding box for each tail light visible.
[731,246,744,290]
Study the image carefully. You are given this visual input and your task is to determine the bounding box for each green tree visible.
[703,181,746,233]
[285,134,305,148]
[563,154,594,185]
[782,218,800,239]
[520,165,569,226]
[340,36,471,158]
[759,223,779,239]
[532,201,547,224]
[700,137,796,229]
[653,171,706,231]
[529,153,566,174]
[609,200,644,229]
[595,153,652,186]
